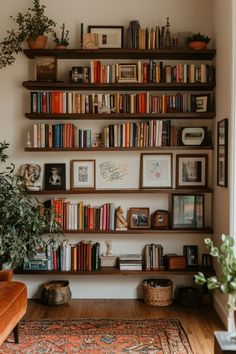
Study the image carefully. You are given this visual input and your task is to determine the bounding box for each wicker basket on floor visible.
[143,279,173,306]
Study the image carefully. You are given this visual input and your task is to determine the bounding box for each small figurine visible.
[106,240,112,256]
[19,164,41,191]
[115,206,128,230]
[164,17,171,49]
[26,130,32,148]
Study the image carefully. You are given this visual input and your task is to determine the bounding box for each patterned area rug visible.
[1,318,193,353]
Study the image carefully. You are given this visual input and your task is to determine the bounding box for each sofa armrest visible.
[0,270,13,281]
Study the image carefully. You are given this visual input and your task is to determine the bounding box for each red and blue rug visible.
[1,318,193,353]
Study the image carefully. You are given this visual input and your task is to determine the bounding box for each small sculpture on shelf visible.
[26,130,32,148]
[106,240,112,256]
[115,206,128,230]
[164,17,171,48]
[19,164,41,191]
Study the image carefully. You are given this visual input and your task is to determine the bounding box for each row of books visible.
[45,199,116,231]
[127,22,163,50]
[30,91,208,115]
[102,120,175,147]
[144,243,164,270]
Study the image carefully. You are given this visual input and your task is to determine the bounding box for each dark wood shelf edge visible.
[24,146,214,151]
[14,266,215,276]
[61,228,213,234]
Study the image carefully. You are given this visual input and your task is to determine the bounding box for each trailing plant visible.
[0,0,56,68]
[186,32,211,44]
[0,142,62,268]
[53,23,70,47]
[195,234,236,309]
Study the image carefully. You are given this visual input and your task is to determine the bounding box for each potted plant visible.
[0,0,56,68]
[53,23,70,49]
[186,32,211,50]
[0,142,62,269]
[195,234,236,338]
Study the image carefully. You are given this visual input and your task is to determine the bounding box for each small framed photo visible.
[118,64,138,82]
[129,207,150,229]
[70,160,96,190]
[217,118,228,187]
[88,26,124,48]
[191,94,210,113]
[35,56,57,81]
[176,154,207,188]
[202,253,213,268]
[44,163,66,191]
[172,194,204,229]
[183,245,198,267]
[140,153,172,189]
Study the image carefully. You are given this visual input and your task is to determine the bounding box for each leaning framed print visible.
[172,194,204,229]
[140,153,172,189]
[117,63,138,82]
[217,118,228,187]
[191,94,210,113]
[35,56,57,81]
[44,163,66,191]
[70,160,96,190]
[176,154,207,188]
[183,245,198,268]
[129,207,150,229]
[88,26,124,48]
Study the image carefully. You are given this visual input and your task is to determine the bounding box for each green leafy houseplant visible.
[0,142,62,268]
[195,234,236,310]
[186,32,211,44]
[53,23,70,48]
[0,0,56,68]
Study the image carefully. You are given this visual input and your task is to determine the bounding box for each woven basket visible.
[143,280,173,306]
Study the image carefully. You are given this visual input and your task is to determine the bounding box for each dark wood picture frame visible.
[129,207,150,229]
[140,153,172,189]
[191,94,211,113]
[217,118,228,187]
[44,163,66,191]
[35,56,57,82]
[183,245,198,268]
[70,160,96,191]
[88,25,124,48]
[176,154,208,188]
[172,194,204,229]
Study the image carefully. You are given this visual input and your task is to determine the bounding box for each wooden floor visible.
[25,299,225,354]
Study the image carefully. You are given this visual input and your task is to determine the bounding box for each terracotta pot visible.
[188,41,207,50]
[55,45,67,50]
[27,35,48,49]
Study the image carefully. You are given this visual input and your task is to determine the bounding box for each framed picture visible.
[191,94,210,113]
[129,207,150,229]
[140,153,172,189]
[172,194,204,229]
[118,64,138,82]
[176,154,207,188]
[183,245,198,267]
[202,253,213,268]
[88,26,124,48]
[217,118,228,187]
[35,56,57,81]
[44,163,66,191]
[70,160,96,190]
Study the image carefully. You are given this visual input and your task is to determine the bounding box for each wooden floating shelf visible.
[25,112,216,120]
[61,228,213,235]
[15,266,215,276]
[23,81,215,91]
[23,48,216,60]
[25,146,214,152]
[29,188,213,195]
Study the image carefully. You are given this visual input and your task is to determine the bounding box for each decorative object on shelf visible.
[143,279,173,306]
[71,66,83,83]
[140,153,172,189]
[183,245,198,268]
[53,23,69,49]
[117,63,138,83]
[217,118,228,187]
[19,164,41,191]
[41,280,71,305]
[35,56,57,81]
[164,254,186,270]
[191,94,210,113]
[152,210,169,229]
[88,26,124,49]
[181,127,207,146]
[195,234,236,340]
[186,32,211,50]
[100,240,117,267]
[0,0,56,68]
[82,33,99,49]
[26,130,32,148]
[164,17,171,49]
[201,253,213,268]
[176,154,207,188]
[129,207,150,229]
[172,194,204,229]
[0,142,62,269]
[44,163,66,191]
[70,160,96,191]
[115,206,128,230]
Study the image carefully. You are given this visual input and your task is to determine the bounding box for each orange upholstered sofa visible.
[0,270,27,346]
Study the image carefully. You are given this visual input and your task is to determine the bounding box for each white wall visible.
[0,0,215,299]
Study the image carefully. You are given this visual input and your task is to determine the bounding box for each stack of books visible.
[144,243,164,270]
[118,254,143,270]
